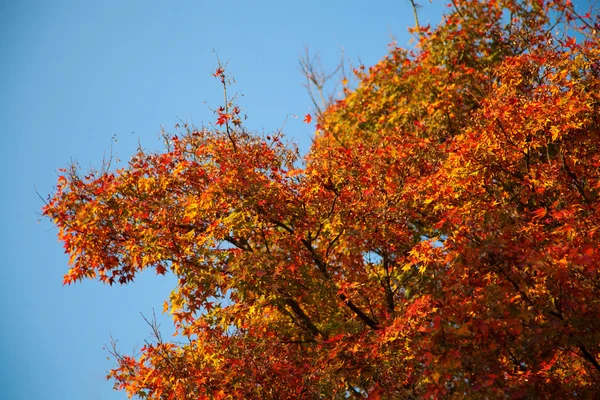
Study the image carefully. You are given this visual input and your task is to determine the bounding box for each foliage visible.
[43,0,600,398]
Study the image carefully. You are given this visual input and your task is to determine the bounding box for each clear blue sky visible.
[1,0,586,398]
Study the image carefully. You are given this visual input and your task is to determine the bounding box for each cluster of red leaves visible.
[43,0,600,398]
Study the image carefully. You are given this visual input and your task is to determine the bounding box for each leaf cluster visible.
[43,0,600,398]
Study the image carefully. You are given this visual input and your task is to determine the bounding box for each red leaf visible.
[216,113,230,126]
[303,114,312,124]
[212,67,224,77]
[156,265,167,275]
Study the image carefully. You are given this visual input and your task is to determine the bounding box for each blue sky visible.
[4,0,590,399]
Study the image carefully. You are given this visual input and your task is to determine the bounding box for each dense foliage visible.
[44,0,600,398]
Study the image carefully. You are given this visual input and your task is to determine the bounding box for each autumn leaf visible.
[212,67,224,77]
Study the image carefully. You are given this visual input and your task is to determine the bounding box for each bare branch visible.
[299,48,343,117]
[409,0,423,38]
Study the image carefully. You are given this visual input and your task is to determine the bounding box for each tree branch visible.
[282,297,325,339]
[409,0,423,38]
[578,343,600,373]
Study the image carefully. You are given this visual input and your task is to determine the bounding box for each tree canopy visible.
[43,0,600,398]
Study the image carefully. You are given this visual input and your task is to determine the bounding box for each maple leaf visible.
[216,113,230,126]
[212,67,224,77]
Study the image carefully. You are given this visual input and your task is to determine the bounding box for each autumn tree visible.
[43,0,600,398]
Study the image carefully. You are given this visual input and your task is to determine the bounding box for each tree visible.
[43,0,600,398]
